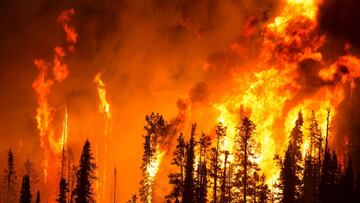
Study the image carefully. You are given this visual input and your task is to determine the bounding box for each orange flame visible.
[94,72,113,203]
[32,9,76,201]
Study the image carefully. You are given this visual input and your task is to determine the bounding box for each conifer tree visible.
[195,132,210,203]
[280,112,303,203]
[209,123,226,203]
[73,140,96,203]
[19,175,31,203]
[280,144,296,203]
[182,124,196,203]
[3,149,17,203]
[23,159,39,196]
[139,113,167,203]
[233,117,260,203]
[166,133,186,202]
[289,111,304,200]
[57,178,68,203]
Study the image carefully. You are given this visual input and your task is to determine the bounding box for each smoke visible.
[7,0,360,201]
[318,0,360,48]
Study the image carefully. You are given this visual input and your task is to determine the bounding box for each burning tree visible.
[166,133,186,202]
[279,112,304,203]
[139,113,167,203]
[195,132,211,203]
[233,117,262,203]
[209,123,226,203]
[182,124,197,203]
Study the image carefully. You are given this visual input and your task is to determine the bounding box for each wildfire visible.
[212,0,348,190]
[32,9,76,200]
[146,146,165,203]
[94,72,113,203]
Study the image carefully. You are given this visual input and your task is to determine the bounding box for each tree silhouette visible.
[57,177,68,203]
[318,149,341,203]
[73,140,96,203]
[23,159,39,196]
[182,124,196,203]
[195,132,210,203]
[19,175,31,203]
[209,123,226,203]
[280,144,296,203]
[3,149,17,203]
[233,117,260,203]
[279,112,303,203]
[166,133,186,202]
[139,113,167,203]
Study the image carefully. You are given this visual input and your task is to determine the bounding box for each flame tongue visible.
[94,72,113,203]
[32,9,76,200]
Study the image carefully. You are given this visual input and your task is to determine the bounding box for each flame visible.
[211,0,347,190]
[145,146,165,203]
[32,9,76,200]
[94,72,113,203]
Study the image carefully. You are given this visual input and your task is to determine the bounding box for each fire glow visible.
[17,0,360,202]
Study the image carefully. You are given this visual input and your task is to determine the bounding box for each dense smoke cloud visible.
[0,0,284,201]
[318,0,360,48]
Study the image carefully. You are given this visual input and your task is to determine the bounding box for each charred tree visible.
[182,124,196,203]
[195,132,210,203]
[73,140,97,203]
[233,117,260,203]
[279,111,303,203]
[23,159,39,197]
[56,178,68,203]
[19,175,31,203]
[139,113,167,203]
[3,149,17,203]
[209,123,226,203]
[280,144,296,203]
[166,133,186,202]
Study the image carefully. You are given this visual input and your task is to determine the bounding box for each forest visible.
[1,110,360,203]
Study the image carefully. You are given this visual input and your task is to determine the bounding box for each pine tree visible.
[73,140,96,203]
[318,149,341,203]
[289,111,303,200]
[279,112,303,203]
[209,123,226,203]
[57,178,68,203]
[23,159,39,196]
[139,113,167,203]
[196,161,208,203]
[303,111,322,203]
[280,144,296,203]
[166,133,186,202]
[19,175,31,203]
[182,124,196,203]
[233,117,260,203]
[3,149,17,203]
[35,190,40,203]
[195,132,210,203]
